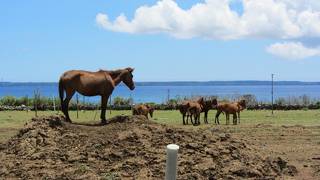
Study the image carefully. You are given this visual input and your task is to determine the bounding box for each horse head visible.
[211,98,218,109]
[197,97,204,104]
[123,67,135,90]
[146,105,154,118]
[238,99,246,109]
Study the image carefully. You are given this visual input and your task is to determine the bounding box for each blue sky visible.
[1,0,320,82]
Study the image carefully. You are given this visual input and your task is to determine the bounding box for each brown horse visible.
[201,98,218,124]
[59,67,135,124]
[215,100,246,125]
[184,98,218,125]
[178,97,204,125]
[235,99,246,124]
[187,101,203,126]
[132,104,154,119]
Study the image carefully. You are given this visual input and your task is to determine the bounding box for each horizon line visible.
[1,80,320,83]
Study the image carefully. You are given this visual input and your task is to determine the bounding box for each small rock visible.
[186,143,199,149]
[219,133,230,141]
[231,153,238,159]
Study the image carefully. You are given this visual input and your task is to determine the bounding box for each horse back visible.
[60,70,114,96]
[217,103,239,113]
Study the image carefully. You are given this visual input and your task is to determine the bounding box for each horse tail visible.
[59,79,65,105]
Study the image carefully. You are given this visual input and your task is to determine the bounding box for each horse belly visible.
[76,76,106,96]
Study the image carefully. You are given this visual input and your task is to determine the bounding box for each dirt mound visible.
[0,115,297,179]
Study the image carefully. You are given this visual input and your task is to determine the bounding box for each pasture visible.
[0,110,320,143]
[0,109,320,178]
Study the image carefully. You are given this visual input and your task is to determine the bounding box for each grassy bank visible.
[1,110,320,143]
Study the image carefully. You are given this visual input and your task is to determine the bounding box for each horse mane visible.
[99,68,127,79]
[100,67,133,78]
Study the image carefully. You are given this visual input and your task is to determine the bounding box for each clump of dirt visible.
[0,115,297,179]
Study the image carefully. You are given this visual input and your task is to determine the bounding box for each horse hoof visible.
[101,120,107,125]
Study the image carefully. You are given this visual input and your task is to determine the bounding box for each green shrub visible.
[0,96,17,106]
[112,97,133,106]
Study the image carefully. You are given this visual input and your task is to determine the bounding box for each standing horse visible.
[235,99,246,124]
[59,67,135,124]
[215,100,246,125]
[187,101,203,126]
[201,98,218,124]
[178,97,204,125]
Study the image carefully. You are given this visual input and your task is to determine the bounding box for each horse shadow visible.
[70,122,107,127]
[65,115,132,127]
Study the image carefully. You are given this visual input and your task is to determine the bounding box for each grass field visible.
[1,109,319,142]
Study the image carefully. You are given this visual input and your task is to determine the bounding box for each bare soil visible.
[0,115,301,179]
[220,123,320,180]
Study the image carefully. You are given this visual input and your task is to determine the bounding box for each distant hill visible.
[1,81,320,86]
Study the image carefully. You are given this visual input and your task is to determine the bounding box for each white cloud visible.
[266,42,320,59]
[96,0,320,39]
[96,0,320,59]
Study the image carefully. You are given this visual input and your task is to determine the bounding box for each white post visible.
[165,144,179,180]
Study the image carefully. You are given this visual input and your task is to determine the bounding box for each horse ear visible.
[127,68,134,73]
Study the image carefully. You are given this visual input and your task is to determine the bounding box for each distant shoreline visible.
[1,81,320,86]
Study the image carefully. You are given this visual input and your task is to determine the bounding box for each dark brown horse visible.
[201,98,218,124]
[59,67,135,124]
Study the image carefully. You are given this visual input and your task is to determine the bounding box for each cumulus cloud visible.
[266,42,320,59]
[96,0,320,59]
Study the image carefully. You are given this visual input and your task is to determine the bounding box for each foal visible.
[215,100,246,125]
[132,104,154,119]
[187,100,204,126]
[178,97,204,125]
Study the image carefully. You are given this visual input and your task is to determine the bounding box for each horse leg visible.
[193,113,196,125]
[215,111,221,125]
[64,89,75,122]
[238,111,240,124]
[226,113,229,125]
[100,95,109,124]
[190,114,194,125]
[182,113,186,125]
[204,111,208,124]
[186,113,189,125]
[233,113,237,125]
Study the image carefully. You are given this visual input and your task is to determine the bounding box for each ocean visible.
[1,82,320,103]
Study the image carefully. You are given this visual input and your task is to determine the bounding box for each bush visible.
[241,94,258,106]
[0,96,17,106]
[112,97,133,106]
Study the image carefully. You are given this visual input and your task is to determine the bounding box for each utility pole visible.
[271,74,274,115]
[167,89,170,103]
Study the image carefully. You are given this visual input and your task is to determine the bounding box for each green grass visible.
[0,109,319,142]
